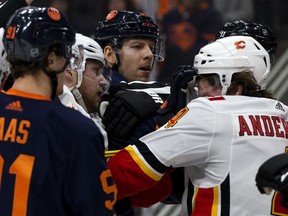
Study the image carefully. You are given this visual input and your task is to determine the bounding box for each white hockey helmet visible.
[0,27,10,88]
[71,33,105,88]
[194,35,270,94]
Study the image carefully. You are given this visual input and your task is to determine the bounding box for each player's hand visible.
[161,65,197,114]
[157,65,197,126]
[101,90,163,137]
[256,153,288,208]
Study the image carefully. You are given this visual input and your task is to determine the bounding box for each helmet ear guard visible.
[194,35,270,94]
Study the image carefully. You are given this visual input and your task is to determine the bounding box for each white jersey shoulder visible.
[141,95,288,215]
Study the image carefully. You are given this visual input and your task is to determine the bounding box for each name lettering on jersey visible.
[0,117,31,144]
[146,91,163,104]
[238,115,288,138]
[165,107,189,128]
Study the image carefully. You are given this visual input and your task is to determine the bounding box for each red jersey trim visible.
[192,187,219,216]
[208,96,225,101]
[126,145,162,181]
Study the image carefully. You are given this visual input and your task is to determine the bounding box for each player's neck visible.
[12,72,52,98]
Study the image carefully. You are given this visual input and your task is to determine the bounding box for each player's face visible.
[78,59,106,113]
[197,77,222,97]
[117,38,154,82]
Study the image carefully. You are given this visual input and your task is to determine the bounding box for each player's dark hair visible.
[227,71,274,99]
[196,72,274,99]
[196,73,221,88]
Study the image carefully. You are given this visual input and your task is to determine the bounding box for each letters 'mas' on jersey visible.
[0,90,116,216]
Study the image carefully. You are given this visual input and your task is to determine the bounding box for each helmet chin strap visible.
[70,87,88,113]
[69,69,89,113]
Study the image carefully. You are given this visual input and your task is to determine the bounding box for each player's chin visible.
[137,73,150,82]
[95,95,103,106]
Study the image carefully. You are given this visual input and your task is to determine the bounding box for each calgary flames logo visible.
[234,40,246,49]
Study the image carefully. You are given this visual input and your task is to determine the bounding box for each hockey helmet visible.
[70,33,105,88]
[3,6,76,63]
[216,20,277,64]
[194,35,270,94]
[94,10,164,61]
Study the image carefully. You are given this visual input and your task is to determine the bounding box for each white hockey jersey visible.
[108,95,288,216]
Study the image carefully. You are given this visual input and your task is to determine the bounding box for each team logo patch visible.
[47,7,61,21]
[6,100,23,112]
[106,10,118,20]
[234,40,246,49]
[275,102,285,112]
[165,107,189,128]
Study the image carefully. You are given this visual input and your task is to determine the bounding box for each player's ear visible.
[64,66,76,88]
[103,45,117,67]
[47,52,57,66]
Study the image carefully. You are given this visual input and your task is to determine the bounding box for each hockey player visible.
[94,9,195,215]
[59,33,109,147]
[94,10,173,144]
[0,6,116,215]
[63,33,107,115]
[94,10,165,84]
[95,9,196,146]
[107,35,288,215]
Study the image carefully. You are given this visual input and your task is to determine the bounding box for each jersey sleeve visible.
[107,98,215,201]
[107,142,171,200]
[130,171,173,207]
[141,97,215,167]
